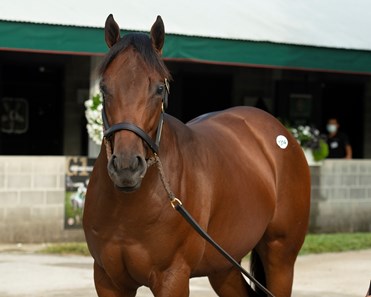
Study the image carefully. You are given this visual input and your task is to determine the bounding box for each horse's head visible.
[100,14,170,192]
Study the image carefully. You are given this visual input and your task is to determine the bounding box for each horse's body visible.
[83,15,310,297]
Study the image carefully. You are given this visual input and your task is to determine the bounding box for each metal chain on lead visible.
[151,153,182,208]
[104,138,113,160]
[146,156,157,168]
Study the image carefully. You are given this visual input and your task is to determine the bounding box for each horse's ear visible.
[150,16,165,54]
[105,14,121,48]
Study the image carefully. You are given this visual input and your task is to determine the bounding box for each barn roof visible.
[1,0,371,73]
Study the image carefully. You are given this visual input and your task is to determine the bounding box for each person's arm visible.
[365,280,371,297]
[345,144,352,159]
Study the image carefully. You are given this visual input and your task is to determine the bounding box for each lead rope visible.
[151,153,275,297]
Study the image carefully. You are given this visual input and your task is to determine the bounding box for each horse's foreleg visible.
[208,267,256,297]
[148,265,191,297]
[94,261,137,297]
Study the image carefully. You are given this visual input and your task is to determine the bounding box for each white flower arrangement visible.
[288,125,319,149]
[84,94,103,145]
[287,124,329,161]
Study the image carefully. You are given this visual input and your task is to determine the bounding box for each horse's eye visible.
[100,83,109,102]
[156,85,164,96]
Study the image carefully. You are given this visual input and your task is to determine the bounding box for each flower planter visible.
[303,148,322,166]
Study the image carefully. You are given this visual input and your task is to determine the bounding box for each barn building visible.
[1,0,371,242]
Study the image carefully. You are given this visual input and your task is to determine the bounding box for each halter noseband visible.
[102,79,169,155]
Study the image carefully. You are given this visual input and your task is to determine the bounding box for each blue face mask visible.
[327,124,337,133]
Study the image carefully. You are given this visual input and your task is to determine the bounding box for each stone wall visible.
[310,160,371,233]
[0,156,84,243]
[363,83,371,158]
[1,156,371,243]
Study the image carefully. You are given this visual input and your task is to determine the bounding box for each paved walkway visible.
[0,244,369,296]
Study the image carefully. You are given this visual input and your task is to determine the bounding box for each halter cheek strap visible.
[102,79,169,155]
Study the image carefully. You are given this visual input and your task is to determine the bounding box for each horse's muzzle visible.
[107,154,147,192]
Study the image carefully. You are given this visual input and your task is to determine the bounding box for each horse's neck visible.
[92,116,193,231]
[160,114,193,161]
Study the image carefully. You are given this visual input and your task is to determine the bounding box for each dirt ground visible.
[0,244,369,297]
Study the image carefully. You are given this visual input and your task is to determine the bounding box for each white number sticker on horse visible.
[276,135,288,149]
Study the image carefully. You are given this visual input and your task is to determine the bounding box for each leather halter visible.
[102,79,169,154]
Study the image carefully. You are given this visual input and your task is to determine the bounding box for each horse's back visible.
[187,106,307,172]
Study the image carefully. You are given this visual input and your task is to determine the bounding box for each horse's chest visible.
[93,233,157,286]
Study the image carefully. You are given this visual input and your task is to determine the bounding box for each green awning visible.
[2,20,371,74]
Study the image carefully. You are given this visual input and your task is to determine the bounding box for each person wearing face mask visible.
[326,118,352,159]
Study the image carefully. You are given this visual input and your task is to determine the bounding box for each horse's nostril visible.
[109,154,146,174]
[111,155,117,169]
[130,156,139,170]
[109,155,118,171]
[131,156,145,171]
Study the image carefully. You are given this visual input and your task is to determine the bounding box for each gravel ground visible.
[0,244,369,297]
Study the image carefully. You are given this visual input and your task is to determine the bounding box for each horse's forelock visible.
[99,33,171,80]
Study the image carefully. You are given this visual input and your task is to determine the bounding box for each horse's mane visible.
[99,32,171,80]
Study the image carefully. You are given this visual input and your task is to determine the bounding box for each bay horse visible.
[83,14,311,297]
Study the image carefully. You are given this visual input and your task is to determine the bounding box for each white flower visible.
[84,99,93,108]
[84,94,103,145]
[287,124,322,149]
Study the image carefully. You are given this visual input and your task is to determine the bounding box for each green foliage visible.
[38,233,371,257]
[64,191,84,228]
[300,233,371,255]
[91,94,102,110]
[312,139,329,161]
[39,242,90,256]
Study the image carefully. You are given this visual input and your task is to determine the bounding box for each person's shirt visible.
[326,132,350,158]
